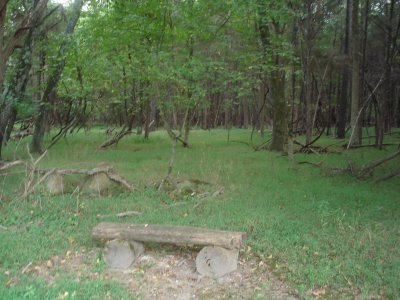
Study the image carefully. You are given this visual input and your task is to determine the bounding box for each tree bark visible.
[302,0,314,145]
[0,1,44,159]
[349,0,362,147]
[257,1,288,151]
[376,0,395,149]
[337,0,351,138]
[269,70,287,151]
[31,0,84,153]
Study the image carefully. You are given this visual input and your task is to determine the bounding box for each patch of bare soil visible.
[20,247,297,299]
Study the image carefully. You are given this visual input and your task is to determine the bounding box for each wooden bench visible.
[92,222,247,278]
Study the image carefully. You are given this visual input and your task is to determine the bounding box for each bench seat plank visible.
[92,222,246,249]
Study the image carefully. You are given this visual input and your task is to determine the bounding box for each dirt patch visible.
[16,247,296,299]
[120,250,296,300]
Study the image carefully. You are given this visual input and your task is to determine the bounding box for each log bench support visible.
[92,222,247,278]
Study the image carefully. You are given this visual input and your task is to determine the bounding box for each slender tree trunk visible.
[182,108,191,147]
[360,0,369,131]
[4,107,17,143]
[144,102,151,139]
[349,0,362,147]
[0,104,13,159]
[304,63,313,144]
[269,70,287,151]
[0,5,5,94]
[243,99,249,129]
[203,107,209,129]
[376,0,395,148]
[337,0,351,138]
[303,0,314,145]
[326,77,333,135]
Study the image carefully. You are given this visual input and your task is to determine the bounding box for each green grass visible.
[1,128,399,299]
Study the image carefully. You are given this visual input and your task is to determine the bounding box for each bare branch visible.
[0,160,26,171]
[358,150,400,178]
[3,0,48,59]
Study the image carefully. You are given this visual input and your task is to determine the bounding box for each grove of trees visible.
[0,0,399,158]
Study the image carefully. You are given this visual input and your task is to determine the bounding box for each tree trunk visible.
[243,100,249,129]
[31,0,84,153]
[349,0,362,147]
[269,70,287,151]
[337,0,351,138]
[0,103,13,159]
[182,108,191,147]
[303,0,313,145]
[0,0,47,159]
[31,101,49,153]
[376,0,395,149]
[258,84,266,136]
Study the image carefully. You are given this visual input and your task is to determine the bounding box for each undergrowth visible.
[0,128,399,299]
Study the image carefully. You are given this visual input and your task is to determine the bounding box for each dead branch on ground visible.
[36,165,136,192]
[297,161,324,167]
[22,149,48,197]
[375,170,400,183]
[329,150,400,180]
[100,128,132,148]
[21,168,56,198]
[344,143,396,149]
[0,160,26,171]
[357,150,400,179]
[97,210,143,218]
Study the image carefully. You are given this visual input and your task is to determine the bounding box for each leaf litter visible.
[12,245,297,299]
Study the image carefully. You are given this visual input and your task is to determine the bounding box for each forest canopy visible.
[0,0,399,155]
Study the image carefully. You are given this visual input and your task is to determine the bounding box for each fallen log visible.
[92,222,246,250]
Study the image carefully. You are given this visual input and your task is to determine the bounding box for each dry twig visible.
[0,160,26,171]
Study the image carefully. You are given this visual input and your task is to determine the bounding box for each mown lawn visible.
[0,128,399,299]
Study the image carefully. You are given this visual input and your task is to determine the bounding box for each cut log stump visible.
[103,239,144,269]
[46,173,66,195]
[86,172,112,195]
[196,246,239,278]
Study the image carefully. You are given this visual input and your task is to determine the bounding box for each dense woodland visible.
[1,1,400,298]
[0,0,399,157]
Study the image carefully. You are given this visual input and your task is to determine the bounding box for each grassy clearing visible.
[0,128,399,299]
